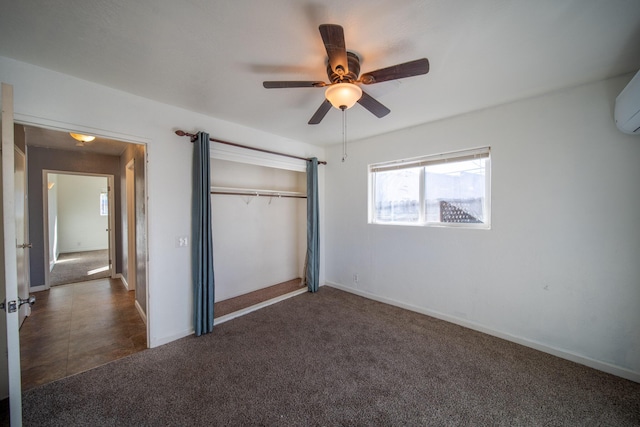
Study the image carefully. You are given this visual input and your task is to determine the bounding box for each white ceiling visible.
[1,0,639,147]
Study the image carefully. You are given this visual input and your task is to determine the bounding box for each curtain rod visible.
[175,130,327,165]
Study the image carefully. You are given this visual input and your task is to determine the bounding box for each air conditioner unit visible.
[614,69,640,135]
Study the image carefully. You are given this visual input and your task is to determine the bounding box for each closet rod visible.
[211,191,306,199]
[175,130,327,165]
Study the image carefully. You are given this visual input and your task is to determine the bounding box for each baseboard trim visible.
[134,299,147,325]
[325,281,640,383]
[150,329,193,348]
[214,288,307,326]
[29,284,47,293]
[119,275,130,291]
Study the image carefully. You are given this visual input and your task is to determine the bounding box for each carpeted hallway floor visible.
[49,250,111,286]
[20,286,640,426]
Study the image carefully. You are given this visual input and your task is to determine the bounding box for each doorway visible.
[17,123,149,389]
[44,172,114,287]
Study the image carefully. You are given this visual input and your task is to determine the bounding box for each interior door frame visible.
[13,116,150,349]
[42,170,115,290]
[125,158,136,292]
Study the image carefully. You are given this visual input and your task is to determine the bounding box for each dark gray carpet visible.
[49,250,110,286]
[22,287,640,426]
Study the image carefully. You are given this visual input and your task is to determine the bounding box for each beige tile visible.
[20,277,146,389]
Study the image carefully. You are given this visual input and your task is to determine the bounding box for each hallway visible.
[20,278,146,390]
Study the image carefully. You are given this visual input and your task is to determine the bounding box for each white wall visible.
[325,74,640,382]
[0,55,325,347]
[55,174,108,253]
[211,159,306,300]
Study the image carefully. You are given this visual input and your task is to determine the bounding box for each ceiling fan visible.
[263,24,430,125]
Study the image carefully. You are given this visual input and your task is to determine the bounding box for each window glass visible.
[373,167,421,223]
[425,158,487,224]
[100,192,108,216]
[369,148,490,228]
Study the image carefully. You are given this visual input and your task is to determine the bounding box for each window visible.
[369,147,491,228]
[100,192,109,216]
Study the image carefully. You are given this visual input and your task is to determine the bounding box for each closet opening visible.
[211,158,307,321]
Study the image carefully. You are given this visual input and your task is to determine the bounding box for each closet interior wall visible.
[210,158,306,301]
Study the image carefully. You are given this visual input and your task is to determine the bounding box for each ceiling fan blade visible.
[319,24,348,75]
[360,58,429,84]
[263,81,326,89]
[357,91,390,118]
[308,100,332,125]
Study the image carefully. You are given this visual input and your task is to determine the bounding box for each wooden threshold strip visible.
[214,278,305,319]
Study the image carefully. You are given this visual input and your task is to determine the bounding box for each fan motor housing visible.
[327,51,361,83]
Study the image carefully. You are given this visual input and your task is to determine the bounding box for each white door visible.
[1,82,23,425]
[15,147,30,326]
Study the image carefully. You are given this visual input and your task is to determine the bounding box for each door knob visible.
[18,295,36,308]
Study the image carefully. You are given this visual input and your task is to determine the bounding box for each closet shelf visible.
[210,186,306,199]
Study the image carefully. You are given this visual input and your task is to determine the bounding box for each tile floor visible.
[19,278,147,390]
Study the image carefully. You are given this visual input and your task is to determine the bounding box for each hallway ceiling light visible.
[69,133,96,143]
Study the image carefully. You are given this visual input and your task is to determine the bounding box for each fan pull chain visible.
[341,107,348,162]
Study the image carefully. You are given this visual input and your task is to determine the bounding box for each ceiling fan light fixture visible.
[69,132,96,143]
[325,83,362,110]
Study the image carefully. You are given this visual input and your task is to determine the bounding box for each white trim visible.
[210,142,307,172]
[125,158,136,292]
[14,113,150,145]
[325,281,640,384]
[2,80,23,427]
[42,170,115,289]
[369,146,491,172]
[214,288,307,326]
[150,328,193,348]
[14,114,152,355]
[368,148,491,229]
[29,284,46,293]
[135,300,147,326]
[118,274,130,291]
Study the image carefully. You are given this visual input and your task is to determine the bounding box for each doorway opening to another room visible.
[16,123,149,391]
[43,172,114,287]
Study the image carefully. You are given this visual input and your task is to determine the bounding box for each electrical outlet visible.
[353,273,359,283]
[176,236,188,247]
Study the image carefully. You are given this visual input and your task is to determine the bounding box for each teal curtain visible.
[306,158,319,292]
[192,132,215,335]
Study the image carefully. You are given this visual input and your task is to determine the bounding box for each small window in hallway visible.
[100,191,108,216]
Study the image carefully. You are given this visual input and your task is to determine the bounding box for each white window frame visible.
[368,147,491,229]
